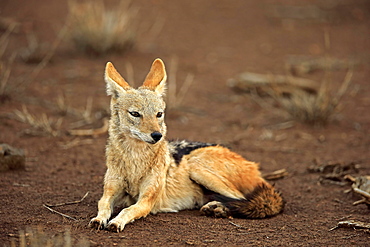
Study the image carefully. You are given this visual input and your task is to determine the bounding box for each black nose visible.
[151,132,162,143]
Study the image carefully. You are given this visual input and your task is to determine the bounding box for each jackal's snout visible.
[150,131,162,143]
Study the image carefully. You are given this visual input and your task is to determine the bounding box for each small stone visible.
[0,144,25,171]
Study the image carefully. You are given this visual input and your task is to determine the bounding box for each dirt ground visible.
[1,0,370,246]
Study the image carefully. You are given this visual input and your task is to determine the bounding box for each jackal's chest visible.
[117,160,151,197]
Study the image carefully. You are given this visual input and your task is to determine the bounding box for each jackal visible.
[89,58,284,232]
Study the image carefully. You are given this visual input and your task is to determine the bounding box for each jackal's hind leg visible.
[189,167,244,199]
[200,201,230,218]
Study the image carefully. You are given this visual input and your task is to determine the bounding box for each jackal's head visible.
[105,58,167,144]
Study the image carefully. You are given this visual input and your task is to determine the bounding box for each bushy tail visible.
[214,183,284,218]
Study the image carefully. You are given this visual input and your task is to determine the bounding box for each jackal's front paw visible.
[107,220,126,232]
[200,201,231,218]
[89,217,108,230]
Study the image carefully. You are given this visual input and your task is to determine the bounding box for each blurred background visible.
[1,0,369,246]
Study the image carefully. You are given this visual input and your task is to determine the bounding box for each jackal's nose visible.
[151,131,162,143]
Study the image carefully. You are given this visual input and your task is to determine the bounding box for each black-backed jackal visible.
[89,59,284,232]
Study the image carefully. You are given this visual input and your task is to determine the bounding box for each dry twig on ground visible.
[308,160,360,185]
[263,169,288,181]
[344,175,370,207]
[68,118,109,137]
[59,138,94,150]
[43,192,89,222]
[329,220,370,231]
[45,191,89,207]
[285,55,358,75]
[228,72,319,96]
[43,205,77,221]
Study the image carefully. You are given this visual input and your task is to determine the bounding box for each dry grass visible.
[55,94,95,128]
[8,227,89,247]
[9,95,108,137]
[272,68,353,125]
[67,0,137,55]
[13,105,63,136]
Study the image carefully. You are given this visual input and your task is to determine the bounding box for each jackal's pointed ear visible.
[105,62,131,98]
[141,58,167,96]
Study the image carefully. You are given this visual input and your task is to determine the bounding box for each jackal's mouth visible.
[131,130,162,144]
[144,138,162,145]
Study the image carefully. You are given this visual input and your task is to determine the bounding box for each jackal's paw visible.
[89,217,108,230]
[107,220,125,232]
[200,201,230,218]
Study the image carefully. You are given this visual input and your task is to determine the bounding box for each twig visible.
[285,55,357,75]
[68,118,108,136]
[229,221,249,229]
[43,204,77,221]
[59,138,93,149]
[329,220,370,231]
[263,169,288,181]
[45,191,89,207]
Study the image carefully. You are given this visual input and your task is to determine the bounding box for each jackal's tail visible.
[212,183,284,218]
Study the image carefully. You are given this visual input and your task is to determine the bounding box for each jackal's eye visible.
[129,111,141,117]
[156,112,163,118]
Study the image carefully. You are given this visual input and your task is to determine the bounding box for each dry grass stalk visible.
[167,56,195,109]
[67,0,137,55]
[19,33,50,64]
[0,24,17,101]
[0,54,15,98]
[56,94,70,116]
[13,105,62,136]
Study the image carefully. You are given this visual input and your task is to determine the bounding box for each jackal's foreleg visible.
[89,179,124,230]
[106,197,154,232]
[106,176,164,232]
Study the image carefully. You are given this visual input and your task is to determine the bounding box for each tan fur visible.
[89,59,284,232]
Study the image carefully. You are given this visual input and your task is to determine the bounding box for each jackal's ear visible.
[141,58,167,96]
[105,62,131,98]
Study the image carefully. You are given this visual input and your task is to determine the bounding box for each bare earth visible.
[1,0,369,246]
